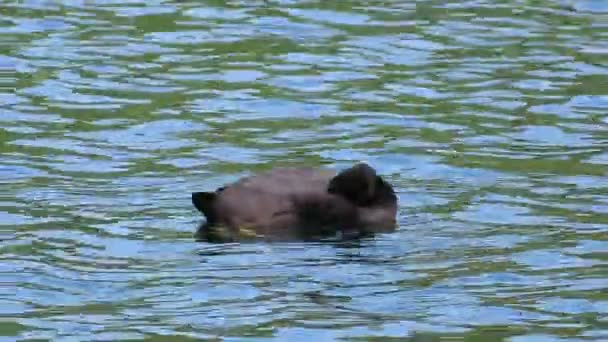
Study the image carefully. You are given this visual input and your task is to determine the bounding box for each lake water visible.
[2,0,608,340]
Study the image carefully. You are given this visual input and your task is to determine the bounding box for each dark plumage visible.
[192,163,398,242]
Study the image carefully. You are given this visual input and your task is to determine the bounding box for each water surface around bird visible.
[2,0,608,340]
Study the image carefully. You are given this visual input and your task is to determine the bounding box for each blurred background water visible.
[1,0,608,340]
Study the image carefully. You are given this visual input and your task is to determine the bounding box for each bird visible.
[192,162,398,242]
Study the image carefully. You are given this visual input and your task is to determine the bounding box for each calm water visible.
[2,0,608,340]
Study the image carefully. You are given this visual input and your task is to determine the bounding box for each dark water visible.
[2,0,608,340]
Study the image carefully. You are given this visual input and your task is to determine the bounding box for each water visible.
[2,0,608,340]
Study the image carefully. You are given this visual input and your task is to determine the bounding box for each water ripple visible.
[2,0,608,340]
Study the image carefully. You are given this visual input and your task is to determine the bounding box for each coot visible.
[192,163,398,242]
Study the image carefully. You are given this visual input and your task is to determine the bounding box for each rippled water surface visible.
[2,0,608,340]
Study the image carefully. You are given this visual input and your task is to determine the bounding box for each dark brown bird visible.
[192,163,398,242]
